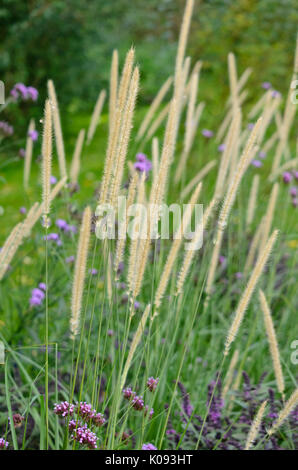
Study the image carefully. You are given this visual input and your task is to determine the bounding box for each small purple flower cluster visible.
[55,219,77,234]
[123,379,156,418]
[201,129,213,138]
[134,153,152,173]
[53,401,75,417]
[282,171,298,207]
[0,438,9,450]
[77,402,106,427]
[0,120,14,136]
[70,423,98,450]
[29,283,46,307]
[54,401,106,450]
[43,233,61,245]
[167,373,298,450]
[28,129,38,141]
[10,83,38,101]
[147,376,159,392]
[142,443,157,450]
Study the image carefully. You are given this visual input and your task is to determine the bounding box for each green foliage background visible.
[1,0,297,108]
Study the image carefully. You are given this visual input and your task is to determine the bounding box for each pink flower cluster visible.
[123,379,156,418]
[53,401,75,417]
[10,83,38,101]
[0,120,13,136]
[77,402,106,427]
[29,283,47,307]
[0,438,9,449]
[147,376,159,392]
[54,401,105,450]
[282,171,298,207]
[70,423,98,450]
[142,443,157,450]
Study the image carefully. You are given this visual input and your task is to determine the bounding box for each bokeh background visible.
[1,0,298,234]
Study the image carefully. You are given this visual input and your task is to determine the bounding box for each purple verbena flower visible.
[132,395,144,411]
[0,438,9,449]
[0,121,13,136]
[19,148,26,158]
[19,207,26,214]
[134,153,152,172]
[283,172,292,184]
[251,159,262,168]
[259,151,267,159]
[38,283,46,291]
[28,130,38,141]
[218,143,226,152]
[53,401,75,417]
[147,376,159,392]
[93,412,106,427]
[26,86,38,101]
[66,255,75,263]
[71,423,97,449]
[123,387,136,400]
[144,406,154,418]
[89,268,98,276]
[261,81,271,89]
[202,129,213,138]
[56,219,69,231]
[50,176,57,184]
[142,443,157,450]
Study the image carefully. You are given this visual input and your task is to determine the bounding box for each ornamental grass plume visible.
[174,0,194,94]
[127,173,146,295]
[110,66,139,208]
[70,129,85,186]
[259,289,285,398]
[87,90,106,145]
[244,400,267,450]
[41,100,52,223]
[47,79,67,179]
[120,304,151,391]
[205,117,262,299]
[23,118,35,190]
[154,182,202,310]
[0,223,23,280]
[136,76,172,142]
[268,388,298,436]
[70,206,92,339]
[99,47,135,206]
[228,52,239,111]
[224,229,278,356]
[109,50,118,136]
